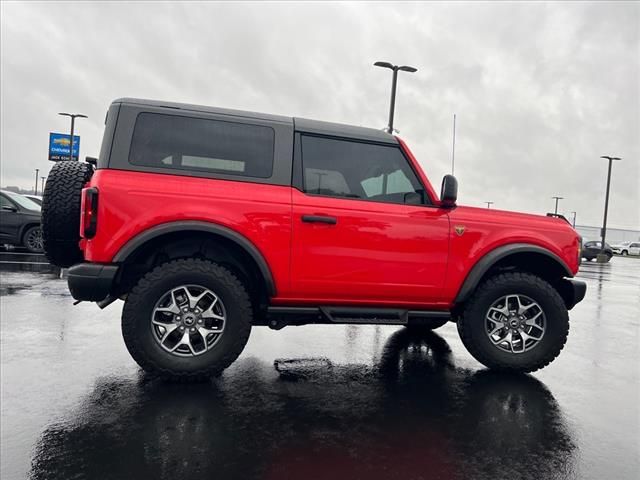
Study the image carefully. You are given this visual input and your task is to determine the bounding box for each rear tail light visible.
[81,187,99,239]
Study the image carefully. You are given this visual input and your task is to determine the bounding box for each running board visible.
[266,306,450,330]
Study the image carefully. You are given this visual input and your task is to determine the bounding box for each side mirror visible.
[440,175,458,208]
[1,205,17,212]
[403,191,423,205]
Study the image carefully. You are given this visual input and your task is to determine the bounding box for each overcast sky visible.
[1,1,638,229]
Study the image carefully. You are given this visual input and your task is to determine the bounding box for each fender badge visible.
[455,225,466,236]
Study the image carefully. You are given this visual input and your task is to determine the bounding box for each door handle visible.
[301,215,337,225]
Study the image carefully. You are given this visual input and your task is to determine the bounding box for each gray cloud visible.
[1,1,638,228]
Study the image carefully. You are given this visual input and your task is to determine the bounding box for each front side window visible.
[300,135,427,205]
[129,113,275,178]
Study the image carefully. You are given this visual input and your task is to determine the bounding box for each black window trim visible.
[293,131,436,207]
[126,111,277,181]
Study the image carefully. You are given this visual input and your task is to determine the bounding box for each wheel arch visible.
[454,244,572,306]
[113,221,276,299]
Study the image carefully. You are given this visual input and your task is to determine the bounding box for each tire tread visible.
[458,272,569,373]
[41,161,94,267]
[121,258,252,382]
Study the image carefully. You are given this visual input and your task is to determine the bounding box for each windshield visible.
[3,191,41,212]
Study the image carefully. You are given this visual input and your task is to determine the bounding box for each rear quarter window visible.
[128,113,275,178]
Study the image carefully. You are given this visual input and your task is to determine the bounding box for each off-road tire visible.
[122,258,252,382]
[41,161,94,267]
[457,272,569,373]
[405,317,449,331]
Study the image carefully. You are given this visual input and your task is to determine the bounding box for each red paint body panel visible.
[443,206,580,305]
[289,189,450,304]
[83,139,581,309]
[83,169,293,295]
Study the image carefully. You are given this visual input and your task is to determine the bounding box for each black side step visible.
[265,306,450,329]
[321,306,408,324]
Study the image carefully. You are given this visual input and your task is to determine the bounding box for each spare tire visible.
[42,161,94,267]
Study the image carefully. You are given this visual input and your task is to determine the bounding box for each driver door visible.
[290,134,449,305]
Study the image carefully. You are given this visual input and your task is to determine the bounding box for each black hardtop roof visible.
[113,98,397,145]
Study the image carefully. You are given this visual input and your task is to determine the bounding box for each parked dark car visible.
[0,190,43,252]
[581,240,613,262]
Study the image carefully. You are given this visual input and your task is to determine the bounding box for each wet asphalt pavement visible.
[1,258,639,480]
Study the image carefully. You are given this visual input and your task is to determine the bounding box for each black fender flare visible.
[112,221,276,296]
[454,243,572,304]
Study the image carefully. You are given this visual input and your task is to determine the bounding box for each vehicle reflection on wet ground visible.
[1,258,638,480]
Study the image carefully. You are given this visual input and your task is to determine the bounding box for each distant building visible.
[575,225,640,244]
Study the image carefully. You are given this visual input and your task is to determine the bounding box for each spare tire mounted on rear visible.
[41,161,94,268]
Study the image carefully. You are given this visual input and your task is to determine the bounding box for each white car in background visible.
[612,241,640,256]
[24,194,43,206]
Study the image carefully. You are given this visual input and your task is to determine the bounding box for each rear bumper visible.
[557,278,587,310]
[67,263,119,302]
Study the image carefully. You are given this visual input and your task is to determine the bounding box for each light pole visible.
[485,201,494,209]
[58,112,87,161]
[374,61,417,134]
[571,211,577,228]
[40,176,47,193]
[34,169,40,195]
[552,196,563,215]
[598,155,622,262]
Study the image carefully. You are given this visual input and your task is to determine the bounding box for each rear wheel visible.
[621,250,628,256]
[23,226,44,253]
[457,272,569,373]
[122,258,252,381]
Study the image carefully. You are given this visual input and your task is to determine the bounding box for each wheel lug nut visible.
[179,326,184,331]
[190,328,195,332]
[176,316,181,320]
[198,319,203,324]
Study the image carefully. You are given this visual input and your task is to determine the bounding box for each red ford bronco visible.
[42,98,585,381]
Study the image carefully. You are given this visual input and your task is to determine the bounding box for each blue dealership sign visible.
[49,132,80,161]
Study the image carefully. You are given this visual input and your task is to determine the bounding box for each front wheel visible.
[122,258,253,381]
[457,272,569,373]
[621,250,628,256]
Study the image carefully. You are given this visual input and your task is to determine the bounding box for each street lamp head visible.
[600,155,622,161]
[398,65,417,73]
[58,112,88,119]
[374,61,394,69]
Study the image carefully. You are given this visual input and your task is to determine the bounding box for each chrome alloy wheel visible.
[151,285,226,357]
[485,294,546,354]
